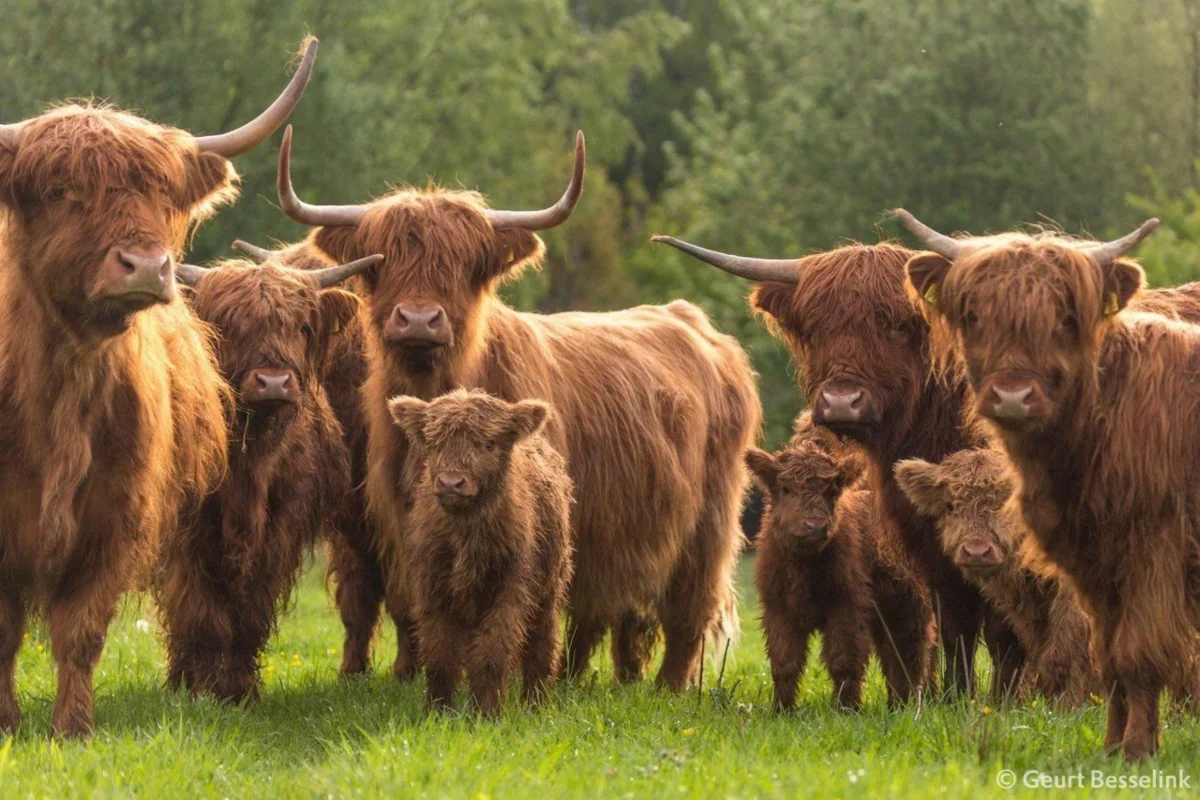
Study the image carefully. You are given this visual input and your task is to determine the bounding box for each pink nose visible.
[990,385,1033,419]
[241,368,296,405]
[822,389,863,422]
[106,245,174,302]
[434,472,475,497]
[385,304,452,346]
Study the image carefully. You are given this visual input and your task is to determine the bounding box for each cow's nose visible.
[257,372,291,394]
[385,304,453,346]
[803,519,830,538]
[113,246,174,301]
[962,541,997,560]
[242,369,295,405]
[435,472,468,494]
[821,389,863,422]
[990,385,1033,419]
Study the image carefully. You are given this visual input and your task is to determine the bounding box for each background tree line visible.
[4,0,1199,444]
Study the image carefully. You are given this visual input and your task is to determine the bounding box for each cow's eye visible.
[484,439,495,451]
[301,323,313,338]
[780,485,790,496]
[1057,314,1078,336]
[963,310,979,329]
[46,185,67,201]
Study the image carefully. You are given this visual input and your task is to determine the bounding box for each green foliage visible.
[4,0,1200,442]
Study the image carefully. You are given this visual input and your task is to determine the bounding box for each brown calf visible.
[747,420,934,710]
[896,449,1101,707]
[652,235,1020,698]
[274,128,759,689]
[0,40,316,736]
[154,254,379,702]
[899,210,1200,758]
[388,389,573,715]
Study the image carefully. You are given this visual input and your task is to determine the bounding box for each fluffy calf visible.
[747,422,933,710]
[277,128,758,689]
[896,449,1101,707]
[388,389,574,714]
[0,41,315,735]
[899,210,1200,758]
[155,255,377,702]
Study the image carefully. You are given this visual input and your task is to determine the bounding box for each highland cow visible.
[895,449,1101,707]
[897,209,1200,759]
[0,41,316,736]
[651,234,1019,698]
[748,421,934,710]
[231,237,409,678]
[273,127,759,689]
[388,389,573,714]
[154,253,380,702]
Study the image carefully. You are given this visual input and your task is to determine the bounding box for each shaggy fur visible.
[749,244,1020,697]
[0,105,232,736]
[300,185,759,689]
[243,241,409,678]
[906,230,1200,758]
[748,419,934,710]
[896,449,1100,707]
[156,261,356,702]
[389,390,573,714]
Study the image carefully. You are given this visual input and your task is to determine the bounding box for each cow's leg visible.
[221,588,276,705]
[565,613,605,679]
[386,596,421,682]
[521,599,563,705]
[418,615,463,713]
[328,533,384,677]
[823,605,869,711]
[870,576,934,707]
[611,611,656,683]
[762,608,809,712]
[161,576,230,697]
[655,499,740,691]
[1122,680,1161,760]
[933,581,982,699]
[0,588,25,732]
[46,555,130,737]
[982,607,1025,701]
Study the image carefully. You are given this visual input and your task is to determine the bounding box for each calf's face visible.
[895,450,1018,577]
[745,442,857,553]
[389,390,550,511]
[185,261,362,415]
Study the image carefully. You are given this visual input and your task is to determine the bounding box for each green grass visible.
[2,557,1198,798]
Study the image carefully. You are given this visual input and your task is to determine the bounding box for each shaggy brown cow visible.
[231,237,407,678]
[651,235,1020,698]
[748,423,934,710]
[0,40,318,735]
[896,448,1101,707]
[155,254,380,702]
[388,389,574,714]
[274,127,759,688]
[897,209,1200,758]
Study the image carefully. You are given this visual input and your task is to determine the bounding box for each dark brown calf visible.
[389,389,574,715]
[155,255,378,702]
[747,422,933,710]
[0,41,315,736]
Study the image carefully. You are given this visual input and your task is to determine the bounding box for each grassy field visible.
[2,557,1198,798]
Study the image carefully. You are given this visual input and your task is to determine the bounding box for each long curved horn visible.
[650,235,802,284]
[485,131,585,231]
[1083,219,1159,265]
[194,38,318,158]
[175,262,209,287]
[0,121,27,151]
[894,209,968,261]
[308,254,384,288]
[232,239,279,262]
[278,126,369,227]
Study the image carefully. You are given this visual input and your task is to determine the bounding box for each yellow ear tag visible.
[1103,292,1120,316]
[922,283,940,307]
[333,320,341,334]
[507,250,516,264]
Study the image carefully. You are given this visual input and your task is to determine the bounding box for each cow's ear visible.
[387,395,429,443]
[319,288,362,339]
[507,399,550,441]
[750,282,796,323]
[894,459,948,516]
[313,226,362,266]
[906,253,953,311]
[836,454,867,490]
[1100,259,1144,316]
[482,228,545,283]
[179,152,239,212]
[744,448,781,492]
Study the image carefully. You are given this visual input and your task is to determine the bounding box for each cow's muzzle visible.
[241,368,298,407]
[813,380,880,430]
[97,245,176,307]
[977,375,1049,425]
[383,303,454,349]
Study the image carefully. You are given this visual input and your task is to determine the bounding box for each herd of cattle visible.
[0,37,1196,762]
